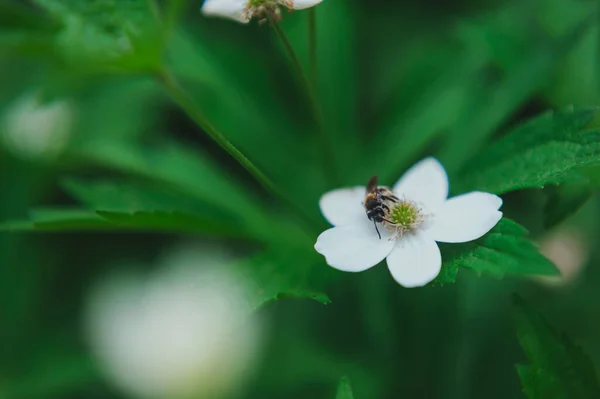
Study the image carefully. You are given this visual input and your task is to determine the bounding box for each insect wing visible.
[366,175,379,193]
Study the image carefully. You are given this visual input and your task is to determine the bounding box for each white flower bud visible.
[1,91,73,161]
[537,228,589,287]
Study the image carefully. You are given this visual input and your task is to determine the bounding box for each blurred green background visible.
[1,0,600,398]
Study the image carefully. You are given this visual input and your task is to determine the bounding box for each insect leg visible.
[373,220,381,239]
[382,195,399,202]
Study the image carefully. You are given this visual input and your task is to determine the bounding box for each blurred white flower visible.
[201,0,324,24]
[314,158,503,287]
[537,227,589,287]
[84,246,262,399]
[1,91,73,161]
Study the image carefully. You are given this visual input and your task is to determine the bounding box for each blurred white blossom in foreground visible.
[537,227,589,287]
[84,246,262,399]
[201,0,324,24]
[1,91,73,161]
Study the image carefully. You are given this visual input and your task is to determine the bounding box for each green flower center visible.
[387,200,424,235]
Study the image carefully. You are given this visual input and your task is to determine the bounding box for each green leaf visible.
[166,29,327,209]
[431,258,460,286]
[542,2,600,107]
[336,376,355,399]
[240,247,330,312]
[95,211,246,236]
[61,178,260,237]
[0,1,58,32]
[543,182,593,229]
[456,107,600,194]
[61,178,209,214]
[0,207,225,235]
[439,16,597,173]
[2,351,98,399]
[4,172,308,244]
[71,140,283,228]
[0,0,59,60]
[1,177,258,236]
[462,107,598,173]
[442,218,558,281]
[513,296,600,399]
[283,1,361,176]
[70,140,316,245]
[72,140,259,214]
[365,8,595,183]
[516,365,565,399]
[71,79,160,141]
[543,165,600,229]
[31,0,160,70]
[367,51,486,184]
[0,208,112,232]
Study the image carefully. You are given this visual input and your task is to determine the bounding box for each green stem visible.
[155,69,321,234]
[269,17,338,184]
[146,0,162,22]
[164,0,185,39]
[270,19,313,102]
[308,8,317,87]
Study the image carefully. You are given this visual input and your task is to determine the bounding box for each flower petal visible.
[386,233,441,288]
[201,0,249,23]
[392,157,449,214]
[428,191,503,243]
[319,186,366,226]
[287,0,324,9]
[315,222,395,272]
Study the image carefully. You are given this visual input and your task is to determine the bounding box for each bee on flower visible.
[314,158,503,288]
[201,0,324,24]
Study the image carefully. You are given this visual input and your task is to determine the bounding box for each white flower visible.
[1,91,73,161]
[201,0,324,24]
[314,158,503,288]
[84,246,262,399]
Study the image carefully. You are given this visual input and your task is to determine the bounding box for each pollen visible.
[387,200,424,235]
